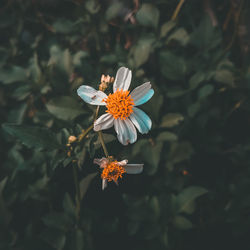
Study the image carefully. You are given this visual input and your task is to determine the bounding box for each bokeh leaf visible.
[46,96,87,121]
[160,113,184,128]
[173,215,193,230]
[176,186,208,213]
[136,4,160,28]
[2,123,62,150]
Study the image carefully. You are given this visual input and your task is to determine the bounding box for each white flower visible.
[77,67,154,145]
[94,157,143,190]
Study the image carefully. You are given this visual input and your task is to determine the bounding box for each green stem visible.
[98,131,109,158]
[78,124,94,142]
[94,105,100,121]
[94,106,109,158]
[72,162,81,219]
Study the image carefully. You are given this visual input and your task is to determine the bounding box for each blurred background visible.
[1,0,250,249]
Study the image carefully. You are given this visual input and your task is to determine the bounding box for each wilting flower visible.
[77,67,154,145]
[94,157,143,190]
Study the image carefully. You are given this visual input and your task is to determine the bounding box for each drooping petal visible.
[117,159,128,166]
[114,118,137,145]
[129,107,152,134]
[94,113,114,131]
[102,179,108,190]
[93,157,109,168]
[130,82,154,106]
[124,164,144,174]
[113,67,132,93]
[77,85,107,105]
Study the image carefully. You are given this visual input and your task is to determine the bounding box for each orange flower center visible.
[103,89,134,120]
[101,161,126,182]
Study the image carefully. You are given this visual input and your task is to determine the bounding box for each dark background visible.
[1,0,250,250]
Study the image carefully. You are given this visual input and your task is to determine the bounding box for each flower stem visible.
[78,124,94,142]
[94,106,109,158]
[98,131,109,158]
[94,105,100,121]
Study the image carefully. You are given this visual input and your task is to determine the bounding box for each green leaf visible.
[188,102,201,117]
[7,103,27,124]
[190,15,221,49]
[215,69,234,86]
[79,173,97,200]
[40,228,66,250]
[156,132,178,142]
[2,123,62,150]
[189,71,206,90]
[28,53,42,83]
[166,87,188,98]
[46,96,86,121]
[68,229,84,250]
[127,220,140,236]
[176,186,208,213]
[167,28,190,46]
[143,142,163,175]
[0,177,12,227]
[132,139,162,175]
[52,19,77,34]
[63,193,76,220]
[0,66,27,84]
[85,0,100,14]
[160,113,184,128]
[11,84,31,101]
[42,212,73,231]
[132,35,155,68]
[173,215,193,230]
[105,2,123,21]
[160,21,176,38]
[48,45,73,76]
[0,47,8,67]
[100,54,117,64]
[136,4,160,28]
[198,84,214,99]
[168,141,194,164]
[159,51,187,80]
[73,51,89,67]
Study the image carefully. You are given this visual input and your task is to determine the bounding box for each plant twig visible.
[171,0,186,21]
[78,124,94,142]
[98,131,109,158]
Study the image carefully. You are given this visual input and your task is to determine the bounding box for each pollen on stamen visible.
[101,161,126,182]
[103,89,134,120]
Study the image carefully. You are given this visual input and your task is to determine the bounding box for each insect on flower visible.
[77,67,154,145]
[94,157,143,190]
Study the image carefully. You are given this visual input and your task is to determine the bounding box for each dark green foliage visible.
[1,1,250,250]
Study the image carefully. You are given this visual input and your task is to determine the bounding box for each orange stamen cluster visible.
[101,161,126,182]
[103,89,134,120]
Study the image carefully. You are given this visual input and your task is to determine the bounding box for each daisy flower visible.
[77,67,154,145]
[94,157,143,190]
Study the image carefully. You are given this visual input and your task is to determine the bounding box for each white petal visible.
[102,179,108,190]
[130,82,154,106]
[113,67,132,92]
[129,107,152,134]
[94,113,114,131]
[114,118,137,145]
[77,85,107,106]
[117,159,128,166]
[124,164,144,174]
[93,158,108,168]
